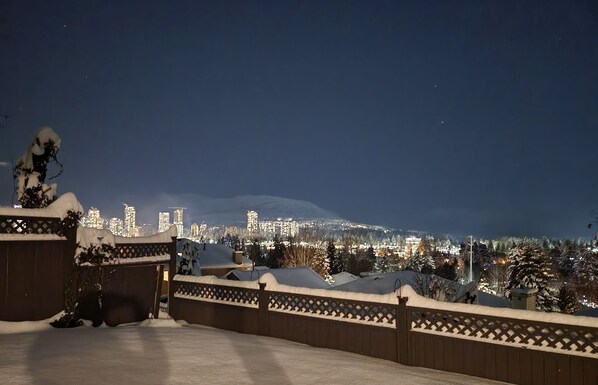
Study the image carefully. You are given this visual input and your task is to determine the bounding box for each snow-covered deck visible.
[0,318,506,385]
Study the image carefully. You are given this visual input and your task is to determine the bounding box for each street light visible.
[469,235,473,283]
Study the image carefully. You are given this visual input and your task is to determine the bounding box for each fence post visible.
[397,296,410,365]
[168,236,177,318]
[153,264,164,319]
[258,282,269,336]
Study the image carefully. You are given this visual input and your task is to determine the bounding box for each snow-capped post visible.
[396,294,410,366]
[258,282,269,336]
[15,127,63,208]
[510,286,538,311]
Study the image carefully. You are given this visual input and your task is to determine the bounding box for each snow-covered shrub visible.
[15,128,63,208]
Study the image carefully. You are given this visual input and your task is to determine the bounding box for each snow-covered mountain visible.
[111,193,342,227]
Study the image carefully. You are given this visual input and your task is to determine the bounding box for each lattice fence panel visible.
[268,291,396,326]
[0,216,62,235]
[174,282,259,307]
[114,243,171,259]
[410,307,598,354]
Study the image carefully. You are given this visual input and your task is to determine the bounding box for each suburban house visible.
[333,270,513,308]
[176,240,253,277]
[225,266,331,289]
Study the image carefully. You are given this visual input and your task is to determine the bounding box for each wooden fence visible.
[0,214,176,326]
[168,275,598,385]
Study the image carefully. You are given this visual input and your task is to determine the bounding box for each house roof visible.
[176,240,252,272]
[330,272,359,287]
[226,267,331,289]
[575,307,598,318]
[333,270,512,308]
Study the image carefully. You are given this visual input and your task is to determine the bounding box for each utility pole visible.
[469,235,473,283]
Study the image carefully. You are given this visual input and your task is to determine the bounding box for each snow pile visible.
[0,312,65,335]
[174,274,259,290]
[76,227,115,251]
[0,192,83,219]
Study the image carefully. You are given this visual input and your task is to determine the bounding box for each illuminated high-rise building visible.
[87,207,103,229]
[246,210,258,234]
[279,218,298,238]
[173,207,184,237]
[109,217,124,236]
[158,212,170,233]
[123,204,136,237]
[190,223,200,238]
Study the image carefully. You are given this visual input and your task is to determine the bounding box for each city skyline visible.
[79,200,594,247]
[1,2,597,239]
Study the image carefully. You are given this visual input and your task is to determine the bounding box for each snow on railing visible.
[77,225,177,266]
[0,216,65,239]
[171,273,598,355]
[410,306,597,356]
[174,275,259,308]
[0,193,83,241]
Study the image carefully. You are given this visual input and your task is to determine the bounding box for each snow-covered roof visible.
[477,291,512,308]
[332,271,511,308]
[176,240,252,270]
[333,270,419,294]
[575,307,598,318]
[226,267,331,289]
[330,272,359,287]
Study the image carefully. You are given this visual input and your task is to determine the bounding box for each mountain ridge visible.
[107,192,342,227]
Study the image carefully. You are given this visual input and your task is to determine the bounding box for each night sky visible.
[1,1,597,239]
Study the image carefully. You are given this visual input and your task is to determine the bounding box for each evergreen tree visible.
[573,248,597,284]
[374,256,389,273]
[248,239,262,262]
[266,235,285,268]
[366,245,376,262]
[386,250,401,272]
[507,241,557,311]
[557,285,580,314]
[573,248,598,305]
[434,259,457,281]
[327,239,343,274]
[345,252,358,275]
[406,253,434,273]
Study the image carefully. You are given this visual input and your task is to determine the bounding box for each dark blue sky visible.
[1,1,597,238]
